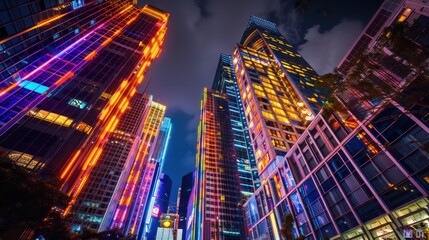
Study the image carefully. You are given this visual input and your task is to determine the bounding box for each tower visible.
[212,54,259,199]
[232,16,327,180]
[190,89,244,240]
[177,171,194,240]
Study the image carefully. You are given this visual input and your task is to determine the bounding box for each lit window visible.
[262,111,275,120]
[277,116,290,124]
[68,98,87,109]
[273,107,286,116]
[72,0,84,9]
[19,80,49,94]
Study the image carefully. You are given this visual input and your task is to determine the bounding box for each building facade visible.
[0,1,169,180]
[212,53,259,199]
[189,88,244,240]
[243,1,429,240]
[146,173,173,240]
[178,171,194,240]
[232,16,327,181]
[67,94,171,237]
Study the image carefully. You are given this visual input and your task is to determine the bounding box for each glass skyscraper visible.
[212,53,259,199]
[243,1,429,239]
[146,173,173,240]
[178,171,194,240]
[0,1,171,237]
[189,88,244,240]
[66,94,171,237]
[0,1,169,180]
[232,16,327,181]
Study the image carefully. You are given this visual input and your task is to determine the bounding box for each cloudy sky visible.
[138,0,382,202]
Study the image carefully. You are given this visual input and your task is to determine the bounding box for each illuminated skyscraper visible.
[189,88,244,240]
[66,94,171,237]
[212,54,259,199]
[146,173,173,240]
[243,2,429,239]
[0,2,169,180]
[232,16,327,180]
[178,171,194,240]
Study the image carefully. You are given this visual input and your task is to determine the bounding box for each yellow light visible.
[163,221,171,228]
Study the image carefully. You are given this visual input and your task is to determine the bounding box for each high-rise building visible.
[243,2,429,240]
[212,54,259,199]
[0,1,169,181]
[232,16,327,180]
[189,88,244,240]
[178,171,194,240]
[146,173,173,240]
[66,94,171,237]
[141,118,173,239]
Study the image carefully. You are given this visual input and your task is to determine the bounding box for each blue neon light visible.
[19,80,49,94]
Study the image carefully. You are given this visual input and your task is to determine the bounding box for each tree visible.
[80,228,136,240]
[0,160,70,239]
[280,213,305,240]
[318,22,429,120]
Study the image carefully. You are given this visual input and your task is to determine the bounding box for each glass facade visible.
[212,53,259,199]
[0,3,169,181]
[233,16,327,180]
[0,2,171,237]
[244,110,429,240]
[67,94,171,237]
[190,89,245,240]
[243,2,429,240]
[178,171,195,240]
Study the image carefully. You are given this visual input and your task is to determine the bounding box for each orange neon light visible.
[0,14,66,45]
[53,71,74,86]
[60,150,81,179]
[141,5,169,22]
[0,82,20,97]
[36,14,66,28]
[83,51,97,61]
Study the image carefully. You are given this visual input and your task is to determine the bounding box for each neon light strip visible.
[0,25,103,97]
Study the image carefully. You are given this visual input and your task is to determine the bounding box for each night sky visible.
[137,0,383,203]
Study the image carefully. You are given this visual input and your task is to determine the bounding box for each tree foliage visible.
[0,161,71,239]
[318,22,429,119]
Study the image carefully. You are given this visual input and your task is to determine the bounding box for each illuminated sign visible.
[152,206,160,217]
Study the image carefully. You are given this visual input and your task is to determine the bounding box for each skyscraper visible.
[243,2,429,239]
[0,2,169,181]
[66,94,171,237]
[178,171,194,240]
[232,16,327,180]
[146,173,173,240]
[189,88,244,240]
[212,54,259,199]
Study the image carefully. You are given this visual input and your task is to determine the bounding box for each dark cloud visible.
[298,20,364,74]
